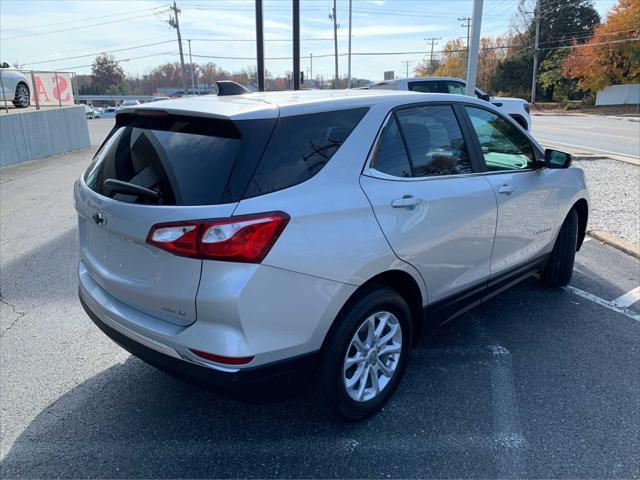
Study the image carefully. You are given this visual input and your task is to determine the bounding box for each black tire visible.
[12,82,30,108]
[314,287,413,421]
[541,209,578,287]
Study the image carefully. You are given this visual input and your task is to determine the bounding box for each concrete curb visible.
[587,230,640,260]
[531,112,640,121]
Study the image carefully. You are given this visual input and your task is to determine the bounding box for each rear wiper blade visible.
[103,179,159,200]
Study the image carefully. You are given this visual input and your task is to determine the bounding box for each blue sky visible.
[0,0,619,82]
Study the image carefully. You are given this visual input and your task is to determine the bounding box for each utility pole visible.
[187,39,196,95]
[169,1,188,94]
[465,0,484,96]
[347,0,353,89]
[458,16,471,75]
[531,0,542,104]
[330,0,339,89]
[255,0,265,91]
[402,60,412,78]
[424,37,440,75]
[293,0,300,90]
[310,53,313,83]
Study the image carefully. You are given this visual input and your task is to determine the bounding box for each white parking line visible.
[611,287,640,309]
[564,285,640,322]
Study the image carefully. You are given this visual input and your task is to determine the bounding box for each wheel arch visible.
[15,81,30,95]
[322,269,425,351]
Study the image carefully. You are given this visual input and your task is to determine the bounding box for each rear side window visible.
[243,108,368,198]
[371,105,472,178]
[370,117,412,178]
[395,105,472,177]
[408,81,441,93]
[84,115,274,206]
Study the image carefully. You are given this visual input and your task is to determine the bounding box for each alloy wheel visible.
[16,85,29,107]
[343,311,403,402]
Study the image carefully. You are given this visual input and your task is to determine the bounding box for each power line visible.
[188,37,336,42]
[22,41,176,66]
[0,5,170,33]
[539,37,640,50]
[1,10,171,40]
[24,36,342,67]
[537,28,639,45]
[57,51,177,72]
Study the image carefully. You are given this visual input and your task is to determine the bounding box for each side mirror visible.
[544,149,572,169]
[1,62,9,68]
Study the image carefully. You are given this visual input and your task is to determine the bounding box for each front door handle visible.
[498,184,515,195]
[392,195,422,209]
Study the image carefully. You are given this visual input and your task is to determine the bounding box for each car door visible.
[360,103,497,302]
[462,105,558,276]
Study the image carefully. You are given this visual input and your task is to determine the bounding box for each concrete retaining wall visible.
[0,105,90,168]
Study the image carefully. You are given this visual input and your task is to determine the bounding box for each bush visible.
[563,101,581,111]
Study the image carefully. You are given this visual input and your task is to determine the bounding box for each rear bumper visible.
[79,290,319,392]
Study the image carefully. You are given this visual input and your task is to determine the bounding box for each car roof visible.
[123,89,486,120]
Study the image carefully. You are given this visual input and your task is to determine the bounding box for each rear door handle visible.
[498,184,515,195]
[392,195,422,209]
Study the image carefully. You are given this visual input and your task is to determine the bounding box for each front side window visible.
[408,81,441,93]
[243,108,368,197]
[395,105,473,177]
[465,106,535,171]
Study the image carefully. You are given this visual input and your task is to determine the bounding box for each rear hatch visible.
[76,110,276,326]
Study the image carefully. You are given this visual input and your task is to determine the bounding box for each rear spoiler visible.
[115,111,242,138]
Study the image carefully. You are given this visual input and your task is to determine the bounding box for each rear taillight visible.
[146,211,290,263]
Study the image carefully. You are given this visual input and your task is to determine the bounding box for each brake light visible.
[146,211,290,263]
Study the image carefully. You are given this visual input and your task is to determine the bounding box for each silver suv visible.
[76,90,589,420]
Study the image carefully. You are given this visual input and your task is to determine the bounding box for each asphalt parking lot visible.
[1,118,639,478]
[532,113,640,160]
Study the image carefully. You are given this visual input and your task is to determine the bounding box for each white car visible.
[117,99,141,109]
[0,62,30,108]
[94,106,117,118]
[77,89,587,420]
[367,77,531,131]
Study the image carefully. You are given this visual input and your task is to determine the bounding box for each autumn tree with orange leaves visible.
[563,0,640,93]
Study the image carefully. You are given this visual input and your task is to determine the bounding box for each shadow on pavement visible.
[2,239,638,478]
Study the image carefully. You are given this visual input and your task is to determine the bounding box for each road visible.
[1,119,639,478]
[532,114,640,160]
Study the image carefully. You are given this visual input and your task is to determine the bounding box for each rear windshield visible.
[84,114,274,206]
